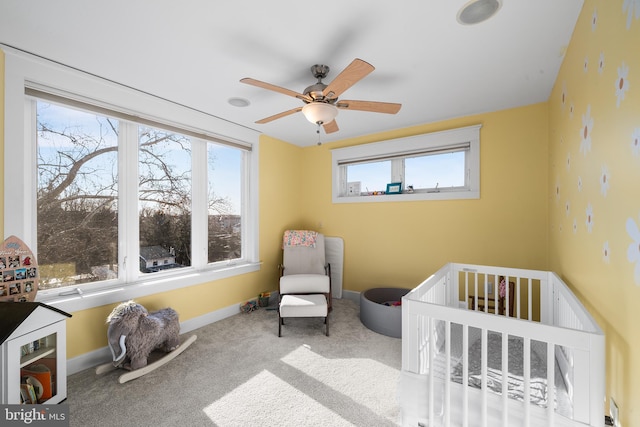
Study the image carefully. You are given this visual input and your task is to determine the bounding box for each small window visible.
[404,150,466,191]
[332,125,481,203]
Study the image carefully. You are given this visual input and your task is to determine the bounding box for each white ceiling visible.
[0,0,583,147]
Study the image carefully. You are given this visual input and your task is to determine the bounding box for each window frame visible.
[331,125,481,203]
[2,46,261,313]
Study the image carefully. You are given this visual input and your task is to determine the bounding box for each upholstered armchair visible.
[278,230,331,337]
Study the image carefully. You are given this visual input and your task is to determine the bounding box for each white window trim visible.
[331,125,481,203]
[2,46,261,313]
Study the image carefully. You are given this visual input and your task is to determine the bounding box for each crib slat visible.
[524,337,531,427]
[483,275,489,314]
[495,274,500,316]
[505,276,511,318]
[462,323,469,427]
[445,319,451,427]
[465,272,470,312]
[428,317,435,427]
[481,328,488,427]
[502,332,508,426]
[474,271,479,312]
[527,278,533,321]
[547,342,555,425]
[516,277,521,319]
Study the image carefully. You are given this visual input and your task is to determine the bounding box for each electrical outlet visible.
[610,397,620,427]
[487,282,494,294]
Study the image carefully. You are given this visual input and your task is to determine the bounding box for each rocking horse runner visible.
[95,300,196,383]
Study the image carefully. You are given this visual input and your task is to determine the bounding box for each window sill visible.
[333,189,479,203]
[35,261,262,313]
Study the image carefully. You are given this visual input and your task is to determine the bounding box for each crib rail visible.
[400,263,604,427]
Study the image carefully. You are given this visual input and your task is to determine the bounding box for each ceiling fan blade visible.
[240,78,311,102]
[323,120,339,134]
[255,107,303,124]
[322,58,374,99]
[336,100,402,114]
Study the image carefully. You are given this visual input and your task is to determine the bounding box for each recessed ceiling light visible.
[457,0,502,25]
[228,97,250,107]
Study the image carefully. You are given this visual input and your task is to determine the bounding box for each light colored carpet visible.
[66,298,402,426]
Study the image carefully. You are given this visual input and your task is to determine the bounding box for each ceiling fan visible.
[240,58,401,134]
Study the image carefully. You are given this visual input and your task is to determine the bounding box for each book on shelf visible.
[21,363,52,401]
[20,382,38,404]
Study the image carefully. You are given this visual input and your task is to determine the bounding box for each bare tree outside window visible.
[207,144,242,263]
[35,101,243,290]
[37,103,119,288]
[138,126,192,273]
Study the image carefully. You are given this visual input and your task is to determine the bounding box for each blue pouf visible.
[360,287,410,338]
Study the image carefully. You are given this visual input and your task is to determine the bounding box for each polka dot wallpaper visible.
[549,0,640,423]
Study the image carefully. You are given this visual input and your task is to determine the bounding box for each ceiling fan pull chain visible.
[316,122,322,145]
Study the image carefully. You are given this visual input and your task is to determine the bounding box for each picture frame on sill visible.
[347,181,361,196]
[386,182,402,194]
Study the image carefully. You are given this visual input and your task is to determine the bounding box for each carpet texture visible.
[66,298,402,426]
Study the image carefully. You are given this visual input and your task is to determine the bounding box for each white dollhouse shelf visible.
[0,302,72,404]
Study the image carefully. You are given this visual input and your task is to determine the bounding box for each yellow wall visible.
[549,1,640,425]
[257,134,308,288]
[65,273,271,357]
[298,104,550,291]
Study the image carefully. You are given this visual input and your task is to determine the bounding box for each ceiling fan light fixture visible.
[302,102,338,125]
[457,0,502,25]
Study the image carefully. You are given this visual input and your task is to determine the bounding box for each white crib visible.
[400,263,604,427]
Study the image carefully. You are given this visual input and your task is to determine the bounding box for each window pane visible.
[138,127,192,273]
[347,160,391,194]
[405,151,466,190]
[36,102,119,290]
[208,144,242,263]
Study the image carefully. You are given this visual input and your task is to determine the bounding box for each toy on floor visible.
[240,300,258,313]
[95,300,196,383]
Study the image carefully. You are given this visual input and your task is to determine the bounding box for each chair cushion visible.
[282,233,326,275]
[280,294,328,318]
[280,274,330,294]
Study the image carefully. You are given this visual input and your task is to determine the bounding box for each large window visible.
[33,97,249,291]
[3,47,259,312]
[332,125,481,203]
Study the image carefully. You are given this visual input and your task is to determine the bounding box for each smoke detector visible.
[457,0,502,25]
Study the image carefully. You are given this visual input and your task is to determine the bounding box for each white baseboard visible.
[67,301,243,375]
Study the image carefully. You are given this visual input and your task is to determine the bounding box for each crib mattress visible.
[427,327,572,418]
